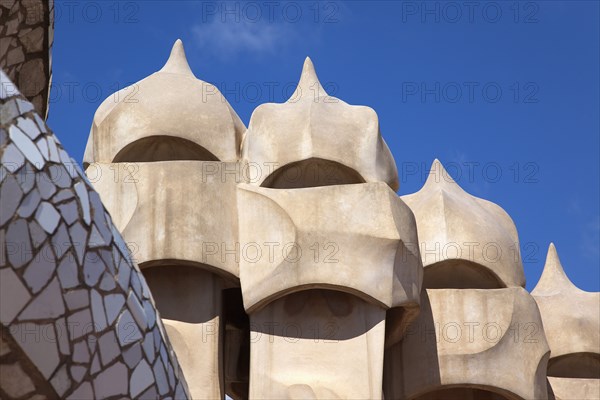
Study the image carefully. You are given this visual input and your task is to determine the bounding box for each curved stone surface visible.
[143,266,225,400]
[87,161,243,399]
[241,57,399,190]
[86,161,240,281]
[237,182,422,313]
[532,244,600,379]
[401,159,525,289]
[249,290,386,400]
[84,39,245,166]
[383,288,550,400]
[548,377,600,400]
[0,71,189,399]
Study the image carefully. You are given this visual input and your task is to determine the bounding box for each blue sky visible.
[47,1,599,291]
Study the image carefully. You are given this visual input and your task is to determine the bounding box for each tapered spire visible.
[159,39,195,77]
[424,158,457,189]
[289,57,327,101]
[532,243,578,294]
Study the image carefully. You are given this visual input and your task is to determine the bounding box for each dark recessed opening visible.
[261,158,365,189]
[113,136,219,163]
[423,259,505,289]
[141,264,221,323]
[547,353,600,379]
[413,387,511,400]
[223,288,250,400]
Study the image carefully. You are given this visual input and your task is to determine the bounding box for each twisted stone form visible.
[0,71,190,399]
[532,244,600,399]
[2,35,599,400]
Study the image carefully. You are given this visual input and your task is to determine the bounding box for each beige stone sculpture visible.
[241,57,399,190]
[84,40,248,400]
[532,244,600,399]
[83,39,245,167]
[401,159,526,289]
[87,161,240,280]
[237,183,422,313]
[236,58,423,399]
[384,288,551,400]
[5,22,596,398]
[237,183,422,398]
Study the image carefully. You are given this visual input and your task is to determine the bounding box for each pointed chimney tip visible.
[289,56,326,101]
[160,39,195,77]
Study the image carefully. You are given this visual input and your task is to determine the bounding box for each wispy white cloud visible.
[192,19,296,60]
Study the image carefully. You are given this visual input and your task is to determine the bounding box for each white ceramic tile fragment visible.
[9,125,44,169]
[153,358,170,395]
[91,289,107,332]
[74,181,91,225]
[117,309,142,346]
[35,137,49,161]
[50,223,70,259]
[16,116,41,140]
[28,220,46,249]
[12,322,60,379]
[94,361,128,398]
[53,188,75,203]
[104,293,125,325]
[68,309,93,341]
[50,364,71,397]
[98,330,120,366]
[67,381,93,400]
[36,171,57,199]
[127,291,147,330]
[68,221,87,264]
[17,188,40,218]
[123,342,143,369]
[64,289,89,311]
[57,200,78,226]
[0,174,22,226]
[130,359,153,398]
[55,317,70,355]
[6,218,32,268]
[72,340,90,364]
[84,253,105,287]
[70,365,86,383]
[1,143,25,172]
[57,255,78,289]
[19,278,64,319]
[35,201,60,234]
[23,242,55,293]
[0,268,31,324]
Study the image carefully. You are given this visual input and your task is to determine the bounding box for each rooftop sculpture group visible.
[0,35,598,400]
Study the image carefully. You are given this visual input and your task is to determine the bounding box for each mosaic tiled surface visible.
[0,70,190,399]
[0,0,53,118]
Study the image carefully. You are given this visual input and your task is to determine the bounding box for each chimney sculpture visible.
[532,244,600,400]
[83,40,246,399]
[238,58,422,399]
[61,41,600,400]
[383,160,551,400]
